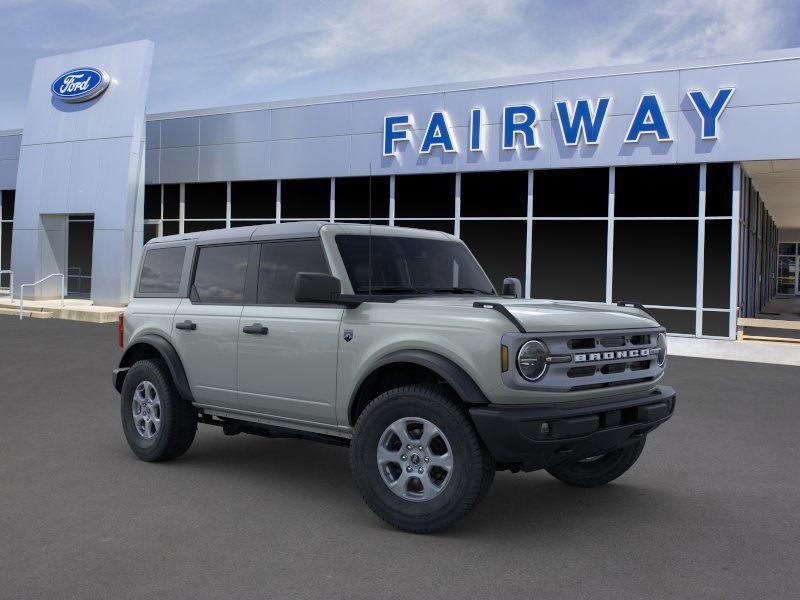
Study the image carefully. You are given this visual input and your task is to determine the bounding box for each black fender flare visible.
[349,349,489,425]
[114,334,193,401]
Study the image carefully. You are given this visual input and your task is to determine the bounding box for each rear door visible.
[237,238,343,425]
[171,242,255,410]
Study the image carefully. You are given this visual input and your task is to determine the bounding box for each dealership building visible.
[1,40,800,338]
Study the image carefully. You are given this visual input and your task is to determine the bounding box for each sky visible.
[0,0,799,130]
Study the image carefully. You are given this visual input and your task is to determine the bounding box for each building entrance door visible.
[777,255,798,295]
[67,215,94,298]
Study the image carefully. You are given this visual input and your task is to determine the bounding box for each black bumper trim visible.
[469,385,676,472]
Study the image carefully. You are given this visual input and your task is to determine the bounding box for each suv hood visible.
[396,296,659,332]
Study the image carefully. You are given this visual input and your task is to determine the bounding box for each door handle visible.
[242,323,269,335]
[175,320,197,331]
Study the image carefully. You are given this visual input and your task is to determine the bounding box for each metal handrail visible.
[19,273,64,319]
[0,269,12,299]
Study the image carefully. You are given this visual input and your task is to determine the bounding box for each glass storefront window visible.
[281,178,330,219]
[231,181,276,219]
[534,168,608,217]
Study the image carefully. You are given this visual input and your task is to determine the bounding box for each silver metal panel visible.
[271,102,350,139]
[444,82,553,126]
[9,145,44,229]
[145,120,160,149]
[161,117,199,148]
[270,136,350,179]
[0,134,21,160]
[0,159,17,189]
[198,141,269,182]
[145,148,160,184]
[94,137,139,229]
[38,142,72,214]
[199,110,270,145]
[351,93,445,134]
[160,146,199,183]
[90,228,129,304]
[66,139,101,212]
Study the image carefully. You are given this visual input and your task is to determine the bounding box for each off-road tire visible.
[350,384,495,534]
[545,437,647,487]
[121,359,197,462]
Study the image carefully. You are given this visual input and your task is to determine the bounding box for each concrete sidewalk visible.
[668,334,800,366]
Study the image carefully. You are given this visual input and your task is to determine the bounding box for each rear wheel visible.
[121,359,197,462]
[350,385,494,534]
[545,437,647,487]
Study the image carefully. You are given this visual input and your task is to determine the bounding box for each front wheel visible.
[545,437,647,487]
[350,385,494,534]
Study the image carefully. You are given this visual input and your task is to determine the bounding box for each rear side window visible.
[258,240,329,304]
[138,246,185,295]
[192,244,250,304]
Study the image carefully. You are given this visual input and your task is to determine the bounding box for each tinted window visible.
[192,244,250,304]
[258,240,329,304]
[335,235,494,295]
[138,246,185,295]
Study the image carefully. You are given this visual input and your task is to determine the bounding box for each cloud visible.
[0,0,797,129]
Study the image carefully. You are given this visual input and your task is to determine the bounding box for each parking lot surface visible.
[1,316,798,599]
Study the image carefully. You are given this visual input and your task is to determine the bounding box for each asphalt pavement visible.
[1,316,798,599]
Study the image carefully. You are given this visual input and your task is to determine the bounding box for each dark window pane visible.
[138,246,185,295]
[335,235,493,295]
[615,165,699,217]
[258,240,329,304]
[613,221,697,306]
[163,184,180,219]
[395,220,454,234]
[185,182,226,219]
[231,180,276,218]
[184,221,226,233]
[532,221,606,301]
[646,308,695,334]
[461,171,527,217]
[163,221,179,236]
[332,219,390,226]
[143,224,159,244]
[144,185,161,219]
[460,221,525,293]
[1,222,12,270]
[231,220,275,228]
[704,220,731,309]
[779,243,796,255]
[193,244,249,304]
[281,178,330,219]
[534,168,608,217]
[335,176,390,218]
[702,311,729,337]
[2,189,15,220]
[706,162,732,216]
[395,174,455,218]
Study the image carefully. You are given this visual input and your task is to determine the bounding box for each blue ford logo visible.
[51,67,110,103]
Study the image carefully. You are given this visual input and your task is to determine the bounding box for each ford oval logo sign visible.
[51,67,110,103]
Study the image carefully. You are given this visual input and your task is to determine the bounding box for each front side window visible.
[192,244,250,304]
[258,239,329,304]
[335,235,495,295]
[138,246,185,295]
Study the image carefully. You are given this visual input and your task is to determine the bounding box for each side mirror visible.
[502,277,522,298]
[295,272,342,304]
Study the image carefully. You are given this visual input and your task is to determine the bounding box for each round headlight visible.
[655,333,667,366]
[517,340,549,381]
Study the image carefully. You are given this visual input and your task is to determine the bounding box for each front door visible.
[171,243,252,410]
[777,255,798,295]
[67,215,93,298]
[237,239,343,426]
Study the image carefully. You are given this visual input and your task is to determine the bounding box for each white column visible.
[178,183,185,234]
[729,163,742,339]
[695,164,707,337]
[389,175,396,226]
[225,181,232,228]
[454,173,462,238]
[606,167,615,304]
[329,177,335,223]
[276,180,282,223]
[159,184,164,236]
[525,170,533,299]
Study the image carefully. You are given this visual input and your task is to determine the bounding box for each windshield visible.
[335,234,495,295]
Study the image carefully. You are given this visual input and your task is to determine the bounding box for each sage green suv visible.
[113,222,675,533]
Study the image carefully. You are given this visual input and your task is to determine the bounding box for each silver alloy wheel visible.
[132,380,161,440]
[377,417,454,502]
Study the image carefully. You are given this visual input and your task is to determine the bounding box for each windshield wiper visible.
[432,287,494,295]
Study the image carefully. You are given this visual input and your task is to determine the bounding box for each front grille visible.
[502,327,665,392]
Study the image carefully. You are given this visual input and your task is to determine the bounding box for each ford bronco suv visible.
[114,222,675,533]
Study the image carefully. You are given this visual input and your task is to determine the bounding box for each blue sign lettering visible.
[469,108,483,152]
[502,105,538,150]
[383,115,412,156]
[555,98,610,145]
[688,87,735,139]
[625,94,672,143]
[420,111,456,153]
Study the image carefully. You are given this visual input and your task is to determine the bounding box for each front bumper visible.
[469,385,676,472]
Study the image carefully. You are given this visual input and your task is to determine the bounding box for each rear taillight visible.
[118,314,124,348]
